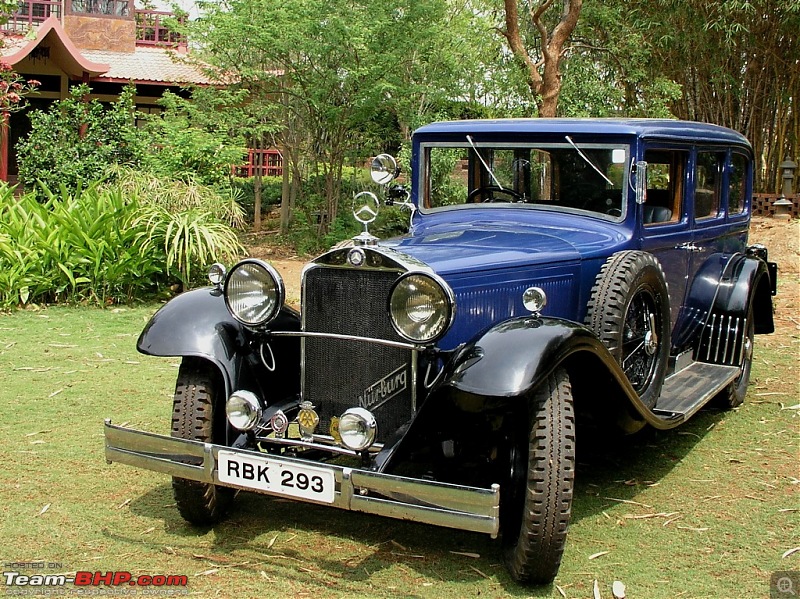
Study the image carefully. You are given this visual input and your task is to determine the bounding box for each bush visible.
[15,85,146,195]
[110,167,247,230]
[0,181,245,308]
[141,90,246,187]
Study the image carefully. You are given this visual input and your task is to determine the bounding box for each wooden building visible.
[0,0,214,182]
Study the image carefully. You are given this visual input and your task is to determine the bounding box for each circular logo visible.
[353,191,380,225]
[347,247,366,267]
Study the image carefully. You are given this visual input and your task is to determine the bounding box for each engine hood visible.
[382,212,628,275]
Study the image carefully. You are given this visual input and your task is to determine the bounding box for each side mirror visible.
[371,154,400,185]
[635,160,648,204]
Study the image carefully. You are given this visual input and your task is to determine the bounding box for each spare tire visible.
[585,251,670,409]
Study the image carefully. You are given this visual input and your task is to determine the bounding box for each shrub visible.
[0,181,245,308]
[141,90,246,187]
[110,167,247,230]
[15,85,146,196]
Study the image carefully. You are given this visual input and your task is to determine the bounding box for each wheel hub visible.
[644,330,658,355]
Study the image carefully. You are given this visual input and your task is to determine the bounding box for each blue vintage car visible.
[105,119,777,584]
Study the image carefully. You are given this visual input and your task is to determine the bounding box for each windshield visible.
[420,141,629,219]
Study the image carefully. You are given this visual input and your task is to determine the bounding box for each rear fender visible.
[137,288,301,398]
[711,254,774,334]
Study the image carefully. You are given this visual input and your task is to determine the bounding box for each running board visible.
[652,362,740,422]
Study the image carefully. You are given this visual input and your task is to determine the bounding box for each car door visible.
[671,148,752,351]
[638,147,692,349]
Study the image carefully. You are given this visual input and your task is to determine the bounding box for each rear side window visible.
[728,152,748,214]
[695,151,724,219]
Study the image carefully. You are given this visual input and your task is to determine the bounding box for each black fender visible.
[711,253,774,334]
[672,252,732,350]
[137,287,301,398]
[438,316,681,432]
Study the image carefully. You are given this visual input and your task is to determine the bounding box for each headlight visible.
[338,408,377,451]
[226,390,262,431]
[389,273,454,343]
[224,259,284,326]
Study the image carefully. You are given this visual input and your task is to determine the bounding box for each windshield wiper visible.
[565,135,614,186]
[466,135,504,190]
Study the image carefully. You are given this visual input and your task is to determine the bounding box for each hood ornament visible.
[352,191,380,246]
[349,154,414,247]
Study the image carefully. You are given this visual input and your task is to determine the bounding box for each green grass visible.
[1,305,798,598]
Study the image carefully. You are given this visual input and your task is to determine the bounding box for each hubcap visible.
[621,289,660,394]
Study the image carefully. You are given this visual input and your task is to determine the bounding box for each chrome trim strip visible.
[705,314,716,361]
[721,315,731,363]
[411,350,418,412]
[270,330,422,351]
[256,435,384,457]
[104,421,500,538]
[729,317,740,364]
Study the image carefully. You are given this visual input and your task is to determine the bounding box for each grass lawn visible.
[1,248,797,598]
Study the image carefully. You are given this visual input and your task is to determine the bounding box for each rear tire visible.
[171,358,234,525]
[721,306,755,409]
[503,368,576,584]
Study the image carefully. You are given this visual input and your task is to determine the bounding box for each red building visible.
[0,0,214,183]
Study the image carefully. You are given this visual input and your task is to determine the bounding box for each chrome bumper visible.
[104,420,501,538]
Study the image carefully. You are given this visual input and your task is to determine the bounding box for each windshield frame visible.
[416,140,631,223]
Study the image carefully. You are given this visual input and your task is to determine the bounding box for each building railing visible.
[135,9,185,46]
[233,149,284,178]
[0,0,62,34]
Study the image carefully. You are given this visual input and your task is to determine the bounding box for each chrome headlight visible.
[224,259,284,326]
[226,390,262,431]
[338,407,377,451]
[388,273,454,343]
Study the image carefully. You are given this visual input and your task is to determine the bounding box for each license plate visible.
[217,450,335,504]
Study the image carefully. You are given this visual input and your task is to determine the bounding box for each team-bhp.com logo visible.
[4,569,188,590]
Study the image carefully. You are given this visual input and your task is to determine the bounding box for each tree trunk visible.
[253,139,263,232]
[280,147,290,234]
[501,0,582,117]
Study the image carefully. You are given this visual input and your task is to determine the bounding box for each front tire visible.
[503,368,576,584]
[171,358,234,525]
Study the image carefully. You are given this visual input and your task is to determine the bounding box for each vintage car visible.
[105,119,777,584]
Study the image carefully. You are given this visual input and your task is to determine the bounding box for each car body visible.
[105,118,777,584]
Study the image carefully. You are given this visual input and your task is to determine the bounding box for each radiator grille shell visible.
[302,265,414,442]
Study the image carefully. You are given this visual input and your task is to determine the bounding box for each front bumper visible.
[104,420,500,538]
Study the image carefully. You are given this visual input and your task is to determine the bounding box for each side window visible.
[695,151,724,219]
[643,149,685,225]
[728,152,748,214]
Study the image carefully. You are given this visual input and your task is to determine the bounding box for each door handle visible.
[675,242,703,252]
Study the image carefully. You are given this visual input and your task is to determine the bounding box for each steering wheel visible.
[468,186,525,203]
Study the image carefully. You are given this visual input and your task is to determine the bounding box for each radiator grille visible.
[302,266,413,442]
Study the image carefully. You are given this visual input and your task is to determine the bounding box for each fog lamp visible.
[338,408,377,451]
[226,390,262,431]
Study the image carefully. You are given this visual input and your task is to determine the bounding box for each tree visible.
[498,0,583,117]
[186,0,484,234]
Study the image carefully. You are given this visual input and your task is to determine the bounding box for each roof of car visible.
[414,118,751,147]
